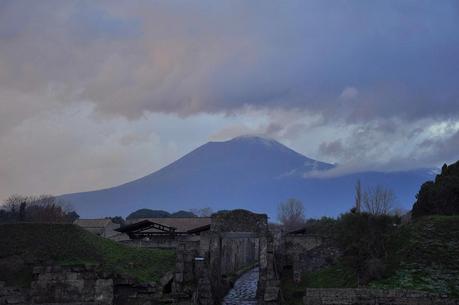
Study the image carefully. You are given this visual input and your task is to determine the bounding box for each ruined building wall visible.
[303,288,459,305]
[0,265,170,305]
[284,235,340,283]
[220,233,259,275]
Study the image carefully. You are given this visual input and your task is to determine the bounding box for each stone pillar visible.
[173,242,185,293]
[209,234,223,301]
[258,236,268,299]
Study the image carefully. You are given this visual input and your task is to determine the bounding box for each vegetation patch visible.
[281,263,357,305]
[0,223,175,286]
[281,214,459,304]
[370,215,459,296]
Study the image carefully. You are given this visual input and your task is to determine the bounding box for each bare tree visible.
[362,185,396,215]
[1,194,75,223]
[277,198,305,231]
[354,179,362,213]
[3,194,28,212]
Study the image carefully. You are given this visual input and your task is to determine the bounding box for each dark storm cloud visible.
[1,0,459,200]
[1,0,458,121]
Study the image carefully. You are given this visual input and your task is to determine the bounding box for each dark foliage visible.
[126,209,170,219]
[170,210,197,218]
[335,212,400,285]
[105,216,124,225]
[302,217,338,238]
[412,161,459,218]
[0,195,77,224]
[66,211,80,222]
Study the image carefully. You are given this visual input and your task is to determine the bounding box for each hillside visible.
[412,160,459,217]
[0,223,175,286]
[371,216,459,295]
[60,136,434,218]
[283,215,459,304]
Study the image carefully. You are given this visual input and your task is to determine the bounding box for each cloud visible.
[340,87,359,100]
[1,1,459,121]
[1,1,459,200]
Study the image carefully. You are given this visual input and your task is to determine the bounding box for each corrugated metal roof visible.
[127,217,211,233]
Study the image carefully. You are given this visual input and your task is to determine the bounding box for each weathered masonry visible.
[172,209,282,305]
[303,288,459,305]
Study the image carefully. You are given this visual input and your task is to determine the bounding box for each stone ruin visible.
[0,264,171,305]
[172,209,282,305]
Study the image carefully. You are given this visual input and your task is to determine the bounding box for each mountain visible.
[60,136,434,218]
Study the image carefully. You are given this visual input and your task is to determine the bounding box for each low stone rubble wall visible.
[0,265,170,305]
[0,281,27,305]
[284,235,340,283]
[303,288,459,305]
[120,237,178,249]
[30,265,113,305]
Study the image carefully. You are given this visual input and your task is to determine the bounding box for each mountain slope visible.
[60,136,434,218]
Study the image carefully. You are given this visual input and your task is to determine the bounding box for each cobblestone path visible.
[222,267,259,305]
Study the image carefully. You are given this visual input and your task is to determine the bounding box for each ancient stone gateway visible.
[173,210,280,305]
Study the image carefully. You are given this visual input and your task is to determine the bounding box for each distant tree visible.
[336,212,400,285]
[106,216,124,225]
[302,217,338,237]
[19,202,26,221]
[362,185,396,215]
[170,210,197,218]
[2,194,76,223]
[190,207,214,217]
[67,211,80,222]
[126,209,170,220]
[277,198,305,231]
[354,179,362,213]
[4,194,27,214]
[214,210,230,215]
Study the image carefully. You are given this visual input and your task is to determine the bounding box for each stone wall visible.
[173,238,201,296]
[0,265,171,305]
[303,288,459,305]
[120,236,178,249]
[284,235,340,283]
[0,282,26,305]
[171,209,282,305]
[211,209,268,234]
[30,265,113,305]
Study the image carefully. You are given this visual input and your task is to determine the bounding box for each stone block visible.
[160,271,174,288]
[264,287,279,302]
[95,279,113,304]
[175,272,183,282]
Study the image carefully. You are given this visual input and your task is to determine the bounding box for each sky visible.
[1,0,459,200]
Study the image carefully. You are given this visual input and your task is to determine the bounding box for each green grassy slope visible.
[281,215,459,304]
[0,223,175,286]
[371,216,459,296]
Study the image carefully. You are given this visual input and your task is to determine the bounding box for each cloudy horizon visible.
[1,0,459,200]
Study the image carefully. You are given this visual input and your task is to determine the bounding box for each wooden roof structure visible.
[116,220,176,239]
[186,224,211,235]
[126,217,211,234]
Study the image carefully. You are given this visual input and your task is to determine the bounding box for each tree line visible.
[277,181,399,232]
[0,194,79,223]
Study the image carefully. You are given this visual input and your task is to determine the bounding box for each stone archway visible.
[208,210,269,303]
[172,210,280,305]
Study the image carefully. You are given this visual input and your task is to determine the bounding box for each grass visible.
[370,215,459,296]
[281,215,459,304]
[281,263,357,305]
[0,223,175,286]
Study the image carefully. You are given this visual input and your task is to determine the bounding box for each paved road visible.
[222,267,259,305]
